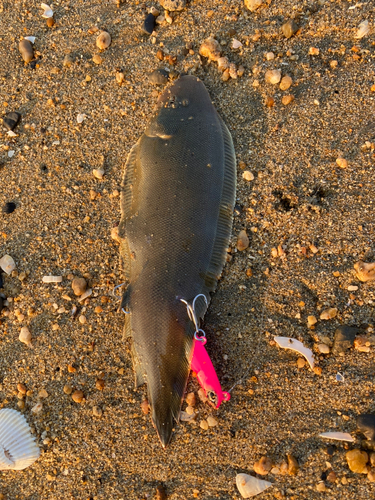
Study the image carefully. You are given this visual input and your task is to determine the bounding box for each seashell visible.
[7,131,17,137]
[0,254,16,275]
[236,473,272,498]
[231,39,243,49]
[19,39,34,63]
[319,432,355,442]
[237,230,249,251]
[0,408,40,470]
[78,288,93,302]
[93,168,104,179]
[354,261,375,282]
[42,275,62,283]
[355,20,370,39]
[19,326,32,347]
[40,3,53,18]
[24,36,36,44]
[274,336,315,370]
[77,113,87,124]
[96,31,111,50]
[31,402,43,413]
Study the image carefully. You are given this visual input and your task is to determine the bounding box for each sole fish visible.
[118,75,236,447]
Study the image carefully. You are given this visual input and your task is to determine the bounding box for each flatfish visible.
[118,75,236,446]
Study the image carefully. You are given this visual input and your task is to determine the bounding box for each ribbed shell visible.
[0,409,40,470]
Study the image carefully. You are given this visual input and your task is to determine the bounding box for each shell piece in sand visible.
[274,336,315,370]
[319,432,355,442]
[0,254,16,275]
[41,3,53,18]
[354,261,375,282]
[0,409,40,470]
[236,473,272,498]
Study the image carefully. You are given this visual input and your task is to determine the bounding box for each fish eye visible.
[207,391,218,405]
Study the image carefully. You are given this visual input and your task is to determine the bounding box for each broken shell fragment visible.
[236,473,272,498]
[41,3,53,18]
[0,409,40,470]
[354,261,375,282]
[355,20,370,39]
[19,39,34,63]
[96,31,111,50]
[237,230,249,251]
[319,432,355,442]
[274,336,315,370]
[42,275,62,283]
[0,255,16,275]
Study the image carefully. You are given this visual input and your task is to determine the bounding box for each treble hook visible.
[180,293,208,342]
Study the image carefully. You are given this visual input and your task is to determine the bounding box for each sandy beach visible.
[1,0,375,498]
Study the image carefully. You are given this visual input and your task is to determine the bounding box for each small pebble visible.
[63,54,74,67]
[297,357,306,369]
[19,326,32,347]
[316,482,326,492]
[368,469,375,482]
[19,39,34,63]
[265,96,275,108]
[2,112,21,131]
[31,402,43,413]
[320,308,337,320]
[149,69,169,85]
[38,388,48,398]
[327,470,337,483]
[357,414,375,441]
[78,315,86,324]
[253,456,273,475]
[207,416,218,427]
[140,400,150,414]
[93,406,102,417]
[199,37,221,61]
[150,6,160,16]
[282,19,299,38]
[46,17,55,27]
[307,315,317,327]
[265,69,281,85]
[160,0,186,11]
[143,13,156,35]
[185,405,195,415]
[72,277,87,296]
[217,56,229,72]
[282,94,294,105]
[17,383,27,394]
[336,157,348,169]
[287,454,299,475]
[309,47,320,56]
[155,484,167,500]
[237,230,249,251]
[185,392,196,406]
[165,11,173,24]
[63,385,73,395]
[355,20,369,40]
[265,52,274,60]
[116,72,125,85]
[346,449,368,474]
[71,390,84,403]
[242,171,254,182]
[318,343,330,354]
[200,420,209,430]
[280,75,292,90]
[2,202,16,214]
[92,54,103,65]
[244,0,263,12]
[95,379,105,391]
[96,31,111,50]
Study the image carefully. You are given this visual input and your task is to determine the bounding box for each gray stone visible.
[332,325,360,354]
[148,69,169,86]
[357,414,375,441]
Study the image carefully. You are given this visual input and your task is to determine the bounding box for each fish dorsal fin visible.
[202,116,236,296]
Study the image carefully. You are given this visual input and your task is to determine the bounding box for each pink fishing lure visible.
[190,338,230,408]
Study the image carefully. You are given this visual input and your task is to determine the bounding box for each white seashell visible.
[24,36,36,44]
[31,402,43,414]
[78,288,93,302]
[319,432,355,442]
[8,150,15,158]
[42,275,62,283]
[355,20,369,39]
[236,473,272,498]
[7,131,17,137]
[0,255,16,274]
[19,326,32,347]
[92,168,104,180]
[0,409,40,470]
[231,39,243,49]
[77,113,87,124]
[41,3,53,18]
[274,336,315,370]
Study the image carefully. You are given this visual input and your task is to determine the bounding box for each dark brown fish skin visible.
[119,76,236,447]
